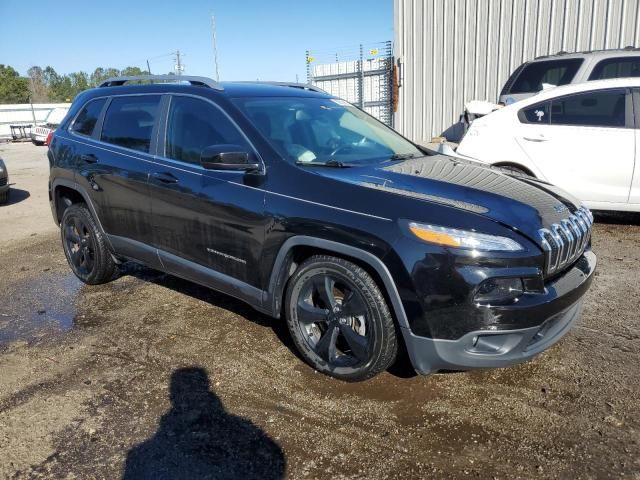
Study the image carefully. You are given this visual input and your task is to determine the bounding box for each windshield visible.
[232,97,421,166]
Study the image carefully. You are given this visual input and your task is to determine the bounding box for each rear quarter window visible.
[508,59,583,94]
[518,102,550,124]
[71,99,106,137]
[101,96,161,153]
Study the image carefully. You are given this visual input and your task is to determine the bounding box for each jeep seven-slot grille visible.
[538,207,593,276]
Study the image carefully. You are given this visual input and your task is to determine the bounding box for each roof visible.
[531,47,640,62]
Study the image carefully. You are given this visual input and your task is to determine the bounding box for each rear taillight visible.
[45,130,54,146]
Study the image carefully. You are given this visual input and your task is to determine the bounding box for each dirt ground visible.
[0,142,638,479]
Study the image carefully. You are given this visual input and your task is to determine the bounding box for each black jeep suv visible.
[48,75,596,381]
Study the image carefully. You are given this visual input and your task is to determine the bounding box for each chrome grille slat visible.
[538,207,592,276]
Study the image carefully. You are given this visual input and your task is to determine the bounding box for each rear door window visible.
[101,96,161,153]
[549,89,626,127]
[588,57,640,80]
[71,98,106,136]
[508,59,583,94]
[165,96,248,164]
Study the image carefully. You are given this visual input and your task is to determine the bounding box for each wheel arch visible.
[265,236,410,330]
[52,179,113,250]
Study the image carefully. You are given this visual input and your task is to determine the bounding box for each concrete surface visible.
[0,143,638,479]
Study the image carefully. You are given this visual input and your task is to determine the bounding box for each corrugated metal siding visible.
[394,0,640,143]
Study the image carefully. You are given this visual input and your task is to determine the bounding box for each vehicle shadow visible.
[2,187,30,206]
[121,263,299,360]
[122,367,286,480]
[122,263,418,379]
[593,211,640,226]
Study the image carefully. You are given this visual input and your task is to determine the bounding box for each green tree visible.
[0,65,29,104]
[90,67,120,87]
[69,71,89,93]
[120,66,150,77]
[27,65,49,102]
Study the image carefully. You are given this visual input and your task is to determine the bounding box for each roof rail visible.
[99,75,223,90]
[234,81,327,93]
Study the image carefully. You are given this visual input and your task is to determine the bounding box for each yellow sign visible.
[306,56,315,63]
[369,48,379,56]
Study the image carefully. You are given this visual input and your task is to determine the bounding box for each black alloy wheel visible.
[285,255,398,381]
[61,204,117,284]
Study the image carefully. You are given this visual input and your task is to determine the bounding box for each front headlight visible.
[408,222,523,251]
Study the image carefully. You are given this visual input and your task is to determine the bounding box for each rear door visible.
[149,94,266,289]
[515,88,635,204]
[86,94,161,264]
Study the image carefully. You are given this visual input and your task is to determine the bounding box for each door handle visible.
[152,172,179,184]
[80,153,98,163]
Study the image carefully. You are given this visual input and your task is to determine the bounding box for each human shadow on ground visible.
[2,187,30,206]
[122,367,286,480]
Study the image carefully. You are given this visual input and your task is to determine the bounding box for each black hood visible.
[315,155,581,244]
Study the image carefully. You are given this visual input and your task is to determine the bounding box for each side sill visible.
[107,234,267,313]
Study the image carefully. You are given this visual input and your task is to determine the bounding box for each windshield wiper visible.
[295,160,352,168]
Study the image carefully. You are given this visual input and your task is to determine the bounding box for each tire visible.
[0,189,8,205]
[61,204,117,285]
[285,255,398,381]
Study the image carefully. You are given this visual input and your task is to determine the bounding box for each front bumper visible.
[402,250,596,374]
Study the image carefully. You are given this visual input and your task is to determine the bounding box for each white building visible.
[393,0,640,144]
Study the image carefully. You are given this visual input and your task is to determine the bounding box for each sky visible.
[0,0,393,81]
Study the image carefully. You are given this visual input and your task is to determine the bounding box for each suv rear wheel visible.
[285,255,398,381]
[61,204,117,284]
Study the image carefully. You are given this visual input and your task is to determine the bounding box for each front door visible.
[516,88,635,204]
[148,94,267,289]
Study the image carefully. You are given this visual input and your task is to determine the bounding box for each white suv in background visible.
[499,48,640,105]
[457,78,640,213]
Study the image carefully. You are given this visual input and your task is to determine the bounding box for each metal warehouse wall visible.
[394,0,640,143]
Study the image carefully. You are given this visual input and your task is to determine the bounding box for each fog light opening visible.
[474,277,524,303]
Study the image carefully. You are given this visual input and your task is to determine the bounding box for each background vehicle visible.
[48,75,595,381]
[0,157,8,204]
[500,47,640,105]
[458,78,640,212]
[31,107,69,145]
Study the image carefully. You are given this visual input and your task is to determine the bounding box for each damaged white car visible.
[456,78,640,213]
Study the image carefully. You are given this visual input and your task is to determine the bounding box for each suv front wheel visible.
[285,255,398,381]
[61,204,117,284]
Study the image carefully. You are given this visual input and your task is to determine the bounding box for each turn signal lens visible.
[408,222,523,251]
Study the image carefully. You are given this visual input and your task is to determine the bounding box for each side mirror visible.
[200,144,261,171]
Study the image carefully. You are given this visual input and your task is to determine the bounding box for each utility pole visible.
[212,15,220,81]
[28,76,38,128]
[146,59,152,75]
[174,50,184,75]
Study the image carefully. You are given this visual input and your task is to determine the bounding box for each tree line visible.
[0,64,153,104]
